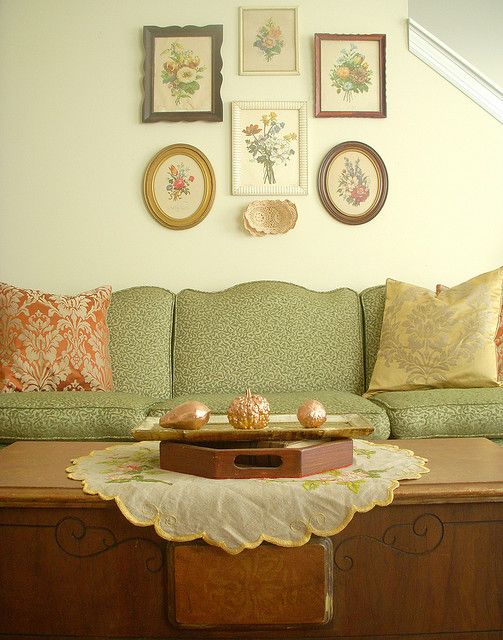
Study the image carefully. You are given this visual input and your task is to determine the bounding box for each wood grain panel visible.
[0,507,171,638]
[169,539,332,627]
[329,502,503,637]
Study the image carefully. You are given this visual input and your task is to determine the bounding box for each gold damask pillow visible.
[366,268,503,395]
[437,283,503,382]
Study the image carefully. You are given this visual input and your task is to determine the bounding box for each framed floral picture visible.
[232,101,307,196]
[239,7,299,75]
[314,34,386,118]
[318,141,388,224]
[143,144,216,229]
[142,25,223,122]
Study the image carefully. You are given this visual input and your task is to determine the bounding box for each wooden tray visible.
[159,438,353,478]
[133,413,374,443]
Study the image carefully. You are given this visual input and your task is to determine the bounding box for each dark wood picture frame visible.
[318,141,388,225]
[142,25,223,123]
[314,33,386,118]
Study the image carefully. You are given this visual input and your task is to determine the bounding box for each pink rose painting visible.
[337,157,370,207]
[166,162,195,201]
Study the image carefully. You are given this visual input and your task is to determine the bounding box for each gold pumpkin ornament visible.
[227,389,270,430]
[297,399,327,428]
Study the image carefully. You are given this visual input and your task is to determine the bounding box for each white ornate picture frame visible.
[232,101,307,196]
[239,7,299,76]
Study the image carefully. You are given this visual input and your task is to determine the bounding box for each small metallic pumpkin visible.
[159,401,211,430]
[297,399,327,428]
[227,388,270,430]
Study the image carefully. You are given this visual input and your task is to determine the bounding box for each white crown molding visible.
[408,18,503,124]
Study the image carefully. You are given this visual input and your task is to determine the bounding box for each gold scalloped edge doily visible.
[66,439,430,555]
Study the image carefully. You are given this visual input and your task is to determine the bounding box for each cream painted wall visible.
[0,0,502,295]
[409,0,503,87]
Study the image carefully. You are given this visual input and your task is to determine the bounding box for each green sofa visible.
[1,281,502,445]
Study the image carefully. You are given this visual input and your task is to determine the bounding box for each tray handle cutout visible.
[234,454,283,469]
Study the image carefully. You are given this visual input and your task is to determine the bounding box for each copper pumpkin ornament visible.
[227,389,270,430]
[297,400,327,428]
[159,401,211,430]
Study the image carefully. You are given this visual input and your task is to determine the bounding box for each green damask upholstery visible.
[359,285,386,388]
[3,279,499,446]
[173,281,365,396]
[108,287,175,398]
[371,388,503,439]
[0,391,154,442]
[148,390,390,439]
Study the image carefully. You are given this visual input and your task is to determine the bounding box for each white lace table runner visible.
[67,439,429,554]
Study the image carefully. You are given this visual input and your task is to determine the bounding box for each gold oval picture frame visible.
[143,144,215,229]
[318,141,388,225]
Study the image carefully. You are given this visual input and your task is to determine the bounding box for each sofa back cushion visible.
[173,281,364,396]
[360,285,386,388]
[107,287,174,398]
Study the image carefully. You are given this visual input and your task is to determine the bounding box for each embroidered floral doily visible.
[67,439,429,554]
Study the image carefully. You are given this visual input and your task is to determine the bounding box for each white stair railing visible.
[408,18,503,124]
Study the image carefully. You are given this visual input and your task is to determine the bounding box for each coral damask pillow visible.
[437,283,503,382]
[0,283,114,392]
[366,267,503,395]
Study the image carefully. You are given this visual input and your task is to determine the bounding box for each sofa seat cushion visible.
[0,391,155,442]
[148,390,390,440]
[370,388,503,439]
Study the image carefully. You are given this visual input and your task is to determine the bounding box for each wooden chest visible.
[0,438,502,640]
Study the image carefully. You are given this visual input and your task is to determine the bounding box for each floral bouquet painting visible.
[166,162,194,200]
[242,112,297,184]
[161,41,206,107]
[254,18,284,62]
[329,43,372,102]
[336,157,370,207]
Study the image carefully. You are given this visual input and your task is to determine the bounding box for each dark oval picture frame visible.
[318,141,388,225]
